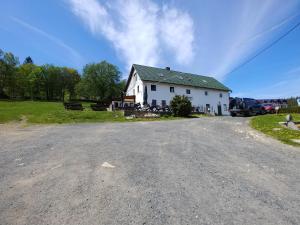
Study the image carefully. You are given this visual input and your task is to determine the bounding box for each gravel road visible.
[0,117,299,225]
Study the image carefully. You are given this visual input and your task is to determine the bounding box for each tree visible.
[76,61,121,102]
[39,65,81,101]
[41,65,63,100]
[61,67,80,101]
[0,51,19,98]
[0,49,80,100]
[287,97,298,107]
[170,95,192,117]
[28,66,44,99]
[23,56,33,64]
[0,49,7,98]
[115,79,126,98]
[16,63,36,98]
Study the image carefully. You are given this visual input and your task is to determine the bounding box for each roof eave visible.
[124,66,135,93]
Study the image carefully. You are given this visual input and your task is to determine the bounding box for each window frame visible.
[134,73,137,81]
[151,84,156,91]
[152,99,157,106]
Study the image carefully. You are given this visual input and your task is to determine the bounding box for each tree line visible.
[0,49,125,102]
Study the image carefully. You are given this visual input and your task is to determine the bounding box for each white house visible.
[125,64,231,115]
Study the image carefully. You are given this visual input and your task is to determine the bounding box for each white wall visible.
[126,70,230,115]
[143,82,230,115]
[126,69,144,104]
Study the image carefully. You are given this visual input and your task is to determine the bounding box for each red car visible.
[261,103,275,113]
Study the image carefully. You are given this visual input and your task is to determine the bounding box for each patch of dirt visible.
[0,122,55,144]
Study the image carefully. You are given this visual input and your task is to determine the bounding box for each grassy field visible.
[250,114,300,146]
[0,101,175,124]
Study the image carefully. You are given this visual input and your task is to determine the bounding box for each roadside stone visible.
[291,139,300,144]
[125,115,135,119]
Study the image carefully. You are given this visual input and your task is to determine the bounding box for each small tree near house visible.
[170,95,192,117]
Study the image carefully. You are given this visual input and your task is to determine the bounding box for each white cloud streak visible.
[67,0,195,69]
[192,0,300,80]
[234,66,300,98]
[11,16,83,64]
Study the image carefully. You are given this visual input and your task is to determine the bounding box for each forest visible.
[0,49,125,102]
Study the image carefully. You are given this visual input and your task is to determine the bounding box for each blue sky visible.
[1,0,300,98]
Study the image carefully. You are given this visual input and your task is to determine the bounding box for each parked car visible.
[261,103,275,113]
[229,98,265,116]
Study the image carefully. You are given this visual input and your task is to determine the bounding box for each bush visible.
[278,107,300,114]
[170,95,192,117]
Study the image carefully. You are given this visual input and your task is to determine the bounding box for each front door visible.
[217,105,222,116]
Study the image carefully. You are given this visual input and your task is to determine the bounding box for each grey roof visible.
[131,64,231,92]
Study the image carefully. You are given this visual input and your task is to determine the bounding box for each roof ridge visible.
[133,64,214,79]
[131,64,231,92]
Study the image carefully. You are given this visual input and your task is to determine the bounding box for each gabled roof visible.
[128,64,231,92]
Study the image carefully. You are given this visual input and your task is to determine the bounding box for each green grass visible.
[250,114,300,147]
[0,101,176,124]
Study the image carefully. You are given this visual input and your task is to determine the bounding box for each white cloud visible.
[160,5,195,64]
[11,16,83,64]
[67,0,299,92]
[67,0,195,69]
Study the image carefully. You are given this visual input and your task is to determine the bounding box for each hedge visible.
[278,107,300,114]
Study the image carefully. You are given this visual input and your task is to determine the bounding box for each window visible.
[152,99,157,106]
[134,73,137,81]
[219,93,223,98]
[186,89,191,94]
[170,87,174,93]
[205,91,208,96]
[137,85,140,93]
[223,104,227,111]
[162,100,166,107]
[206,104,210,112]
[151,84,156,91]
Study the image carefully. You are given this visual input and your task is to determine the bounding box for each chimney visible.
[165,66,170,71]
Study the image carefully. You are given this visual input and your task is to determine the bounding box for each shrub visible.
[170,95,192,117]
[278,107,300,114]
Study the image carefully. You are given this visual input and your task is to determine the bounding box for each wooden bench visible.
[63,102,84,111]
[90,103,107,111]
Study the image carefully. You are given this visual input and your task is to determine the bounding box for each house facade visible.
[125,64,231,115]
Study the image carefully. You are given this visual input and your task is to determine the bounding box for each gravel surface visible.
[0,117,299,225]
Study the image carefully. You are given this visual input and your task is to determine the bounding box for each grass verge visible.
[250,113,300,147]
[0,101,176,124]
